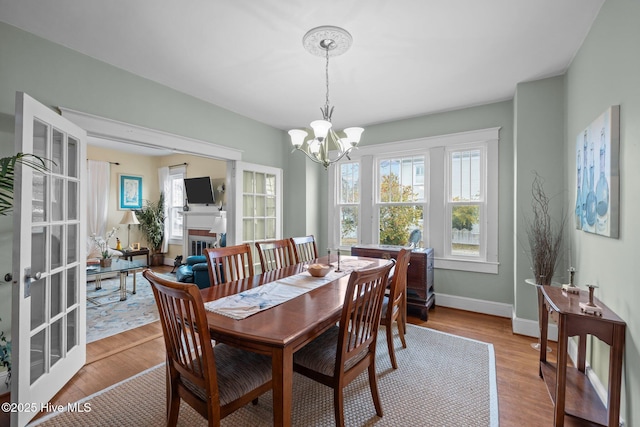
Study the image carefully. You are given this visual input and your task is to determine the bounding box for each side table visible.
[119,247,150,266]
[539,285,625,426]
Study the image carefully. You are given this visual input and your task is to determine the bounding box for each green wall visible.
[565,0,640,423]
[513,76,566,321]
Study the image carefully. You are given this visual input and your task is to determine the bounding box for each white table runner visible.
[204,259,376,320]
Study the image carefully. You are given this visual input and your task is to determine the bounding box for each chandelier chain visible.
[325,46,331,120]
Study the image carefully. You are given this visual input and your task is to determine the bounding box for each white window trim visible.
[168,165,186,245]
[329,127,500,274]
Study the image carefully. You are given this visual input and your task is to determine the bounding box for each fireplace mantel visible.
[181,206,222,256]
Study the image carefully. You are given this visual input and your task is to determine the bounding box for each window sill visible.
[435,258,499,274]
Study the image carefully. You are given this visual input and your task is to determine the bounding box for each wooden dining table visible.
[199,255,392,426]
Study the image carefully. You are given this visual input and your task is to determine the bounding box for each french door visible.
[229,161,282,272]
[11,92,87,427]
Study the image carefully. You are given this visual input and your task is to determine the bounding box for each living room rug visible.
[34,324,499,426]
[86,271,176,343]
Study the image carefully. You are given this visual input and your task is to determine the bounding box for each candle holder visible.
[579,284,603,316]
[562,267,580,294]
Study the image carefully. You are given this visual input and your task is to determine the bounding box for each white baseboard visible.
[436,293,513,318]
[436,292,558,341]
[511,310,558,342]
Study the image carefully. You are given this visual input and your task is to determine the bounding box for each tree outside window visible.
[378,157,425,246]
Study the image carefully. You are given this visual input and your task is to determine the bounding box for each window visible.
[329,128,499,273]
[376,156,425,246]
[167,166,185,243]
[447,147,483,258]
[338,162,359,247]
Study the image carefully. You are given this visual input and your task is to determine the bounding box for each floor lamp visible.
[119,210,140,249]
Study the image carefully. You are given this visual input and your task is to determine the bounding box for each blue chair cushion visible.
[176,264,194,283]
[176,255,211,289]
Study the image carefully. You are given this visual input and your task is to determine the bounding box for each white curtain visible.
[158,166,170,253]
[87,160,110,237]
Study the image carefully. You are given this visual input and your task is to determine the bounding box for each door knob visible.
[25,269,42,281]
[3,273,11,282]
[23,268,42,298]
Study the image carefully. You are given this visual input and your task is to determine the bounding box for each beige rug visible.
[32,325,498,426]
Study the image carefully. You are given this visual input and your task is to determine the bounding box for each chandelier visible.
[289,26,364,169]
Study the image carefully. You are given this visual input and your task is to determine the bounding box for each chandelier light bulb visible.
[343,127,364,145]
[288,129,308,148]
[310,120,332,140]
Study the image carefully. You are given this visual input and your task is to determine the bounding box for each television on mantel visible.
[184,176,215,205]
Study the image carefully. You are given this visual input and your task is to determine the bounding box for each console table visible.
[538,285,625,426]
[351,245,435,320]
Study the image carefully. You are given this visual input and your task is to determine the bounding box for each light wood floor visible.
[1,277,597,426]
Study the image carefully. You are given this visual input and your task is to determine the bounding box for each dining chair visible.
[204,243,254,286]
[293,261,394,427]
[142,269,272,427]
[255,239,296,272]
[380,248,411,369]
[290,234,319,263]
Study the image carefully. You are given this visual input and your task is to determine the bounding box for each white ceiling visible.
[0,0,604,132]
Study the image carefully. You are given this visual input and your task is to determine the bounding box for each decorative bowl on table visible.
[308,263,331,277]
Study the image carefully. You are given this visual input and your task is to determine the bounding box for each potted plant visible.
[90,227,119,267]
[1,153,50,216]
[525,173,566,286]
[135,192,166,266]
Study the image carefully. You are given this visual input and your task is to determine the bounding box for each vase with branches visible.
[525,173,566,286]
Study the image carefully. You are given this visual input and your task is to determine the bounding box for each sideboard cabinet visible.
[351,245,435,320]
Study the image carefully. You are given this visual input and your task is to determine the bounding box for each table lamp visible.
[209,212,227,247]
[119,210,140,249]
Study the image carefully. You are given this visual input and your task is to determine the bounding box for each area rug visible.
[86,271,176,343]
[33,324,499,426]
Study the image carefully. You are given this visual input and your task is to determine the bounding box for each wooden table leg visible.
[554,315,567,427]
[271,347,293,426]
[608,324,625,427]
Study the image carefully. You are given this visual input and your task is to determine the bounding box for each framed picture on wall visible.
[574,105,620,238]
[119,174,143,209]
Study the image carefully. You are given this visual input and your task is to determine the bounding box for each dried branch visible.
[525,173,566,286]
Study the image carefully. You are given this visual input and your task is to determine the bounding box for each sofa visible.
[176,255,210,289]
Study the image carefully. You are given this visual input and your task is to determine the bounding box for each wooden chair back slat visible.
[204,244,254,285]
[255,239,296,272]
[290,235,319,263]
[338,262,394,372]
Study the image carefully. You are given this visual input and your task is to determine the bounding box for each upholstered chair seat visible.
[183,344,272,406]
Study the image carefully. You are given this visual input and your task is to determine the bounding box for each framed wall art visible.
[119,174,143,210]
[574,105,619,238]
